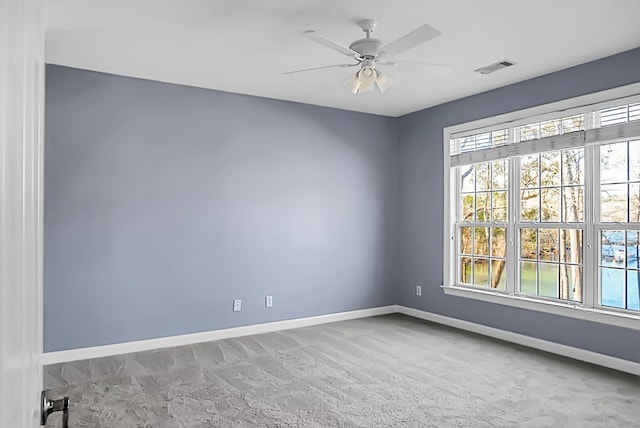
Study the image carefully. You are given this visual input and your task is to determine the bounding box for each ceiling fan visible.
[285,19,450,94]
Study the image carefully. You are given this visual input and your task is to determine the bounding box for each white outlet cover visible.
[416,286,422,296]
[233,299,242,312]
[266,296,273,307]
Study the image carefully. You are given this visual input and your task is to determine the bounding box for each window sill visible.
[441,285,640,330]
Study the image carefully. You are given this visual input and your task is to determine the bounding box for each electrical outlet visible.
[233,299,242,312]
[265,295,273,308]
[416,285,422,296]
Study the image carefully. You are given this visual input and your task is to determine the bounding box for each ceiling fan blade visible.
[379,24,441,59]
[379,60,452,77]
[284,63,358,75]
[302,30,361,58]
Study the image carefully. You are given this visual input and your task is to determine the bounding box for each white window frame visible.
[442,82,640,331]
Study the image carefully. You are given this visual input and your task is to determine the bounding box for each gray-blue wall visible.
[46,48,640,362]
[398,48,640,363]
[44,65,399,352]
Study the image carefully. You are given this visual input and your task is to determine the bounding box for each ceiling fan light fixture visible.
[356,66,376,93]
[375,71,393,93]
[360,67,374,78]
[344,73,362,94]
[344,64,393,94]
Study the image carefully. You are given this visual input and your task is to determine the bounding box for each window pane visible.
[600,142,627,183]
[601,230,624,262]
[601,268,625,309]
[450,137,459,156]
[520,262,537,295]
[476,163,490,191]
[460,226,473,255]
[562,115,584,132]
[474,258,489,286]
[476,133,491,150]
[538,229,558,261]
[540,187,560,222]
[599,230,638,310]
[601,184,627,222]
[540,119,561,138]
[520,154,539,188]
[490,259,507,290]
[562,149,584,185]
[520,228,537,260]
[630,140,640,181]
[460,136,474,153]
[521,189,539,222]
[630,104,640,122]
[562,186,583,222]
[520,123,540,141]
[492,129,509,147]
[492,191,507,222]
[474,227,489,256]
[491,228,506,258]
[519,227,583,303]
[627,231,640,269]
[461,193,474,222]
[562,265,583,302]
[540,152,560,186]
[631,183,640,223]
[560,229,583,265]
[600,106,628,126]
[627,271,639,311]
[460,257,472,284]
[460,165,475,192]
[476,192,490,222]
[539,263,558,298]
[491,160,508,190]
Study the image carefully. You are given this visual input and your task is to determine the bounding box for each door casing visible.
[0,0,45,426]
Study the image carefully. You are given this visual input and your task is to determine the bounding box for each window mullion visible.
[449,165,459,287]
[506,156,519,294]
[583,144,597,308]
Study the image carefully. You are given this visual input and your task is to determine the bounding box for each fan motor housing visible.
[349,38,383,57]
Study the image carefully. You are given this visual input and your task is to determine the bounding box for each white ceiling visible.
[45,0,640,117]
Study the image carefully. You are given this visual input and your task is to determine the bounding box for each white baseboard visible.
[43,304,639,376]
[42,305,399,365]
[397,305,640,376]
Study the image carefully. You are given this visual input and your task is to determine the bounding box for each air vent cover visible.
[474,60,516,75]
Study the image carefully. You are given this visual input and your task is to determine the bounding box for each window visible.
[458,160,508,290]
[517,148,584,303]
[443,85,640,328]
[599,138,640,312]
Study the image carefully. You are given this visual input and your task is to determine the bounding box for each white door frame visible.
[0,0,45,426]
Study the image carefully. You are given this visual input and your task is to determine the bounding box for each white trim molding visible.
[442,285,640,330]
[43,304,638,376]
[397,305,640,376]
[42,305,398,365]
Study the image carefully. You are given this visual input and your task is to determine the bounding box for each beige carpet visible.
[44,314,640,427]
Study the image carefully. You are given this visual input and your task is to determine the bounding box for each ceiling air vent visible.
[474,60,516,75]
